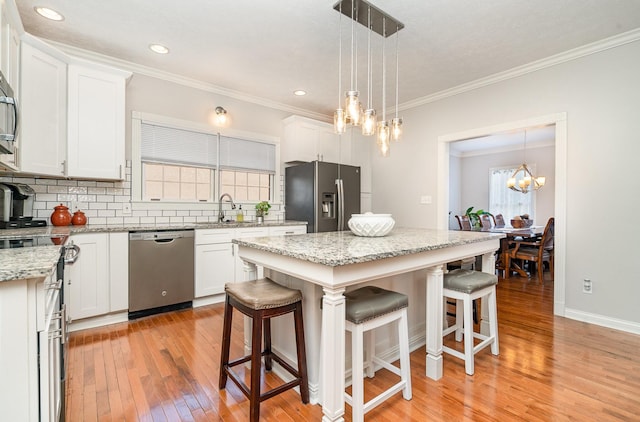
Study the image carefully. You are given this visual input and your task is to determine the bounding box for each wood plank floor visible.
[66,274,640,421]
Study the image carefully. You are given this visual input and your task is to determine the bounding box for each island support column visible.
[425,265,444,380]
[480,251,497,336]
[242,260,258,356]
[320,286,346,422]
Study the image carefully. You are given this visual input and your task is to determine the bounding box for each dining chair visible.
[455,215,472,230]
[494,214,506,228]
[504,217,555,283]
[479,214,493,231]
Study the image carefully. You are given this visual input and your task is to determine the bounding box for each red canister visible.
[71,210,87,226]
[50,204,72,226]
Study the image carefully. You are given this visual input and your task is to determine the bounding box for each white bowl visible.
[348,212,395,237]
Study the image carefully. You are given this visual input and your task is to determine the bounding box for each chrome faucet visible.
[218,193,236,222]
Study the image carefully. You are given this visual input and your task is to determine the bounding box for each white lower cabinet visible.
[195,229,235,297]
[65,232,128,321]
[195,225,305,299]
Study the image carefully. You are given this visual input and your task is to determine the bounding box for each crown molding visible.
[400,28,640,111]
[44,39,330,122]
[39,27,640,118]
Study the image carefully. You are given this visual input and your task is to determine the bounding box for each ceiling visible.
[15,0,640,120]
[449,125,556,156]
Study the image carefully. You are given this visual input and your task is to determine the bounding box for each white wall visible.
[125,73,292,159]
[372,39,640,329]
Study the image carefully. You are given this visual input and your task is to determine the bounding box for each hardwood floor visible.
[66,274,640,421]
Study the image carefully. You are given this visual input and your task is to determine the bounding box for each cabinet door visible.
[67,64,126,179]
[65,233,110,320]
[19,42,67,176]
[282,118,319,163]
[109,232,128,312]
[195,243,235,297]
[317,125,343,163]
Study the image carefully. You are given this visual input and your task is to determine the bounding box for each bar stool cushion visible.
[444,269,498,294]
[225,278,302,310]
[345,286,408,324]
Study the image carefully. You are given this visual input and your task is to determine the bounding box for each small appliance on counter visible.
[0,182,47,229]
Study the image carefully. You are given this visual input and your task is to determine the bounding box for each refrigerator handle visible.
[336,178,345,230]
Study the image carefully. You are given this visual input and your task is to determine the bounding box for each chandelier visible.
[333,0,404,156]
[507,130,546,193]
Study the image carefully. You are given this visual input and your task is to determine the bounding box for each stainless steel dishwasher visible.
[129,230,195,319]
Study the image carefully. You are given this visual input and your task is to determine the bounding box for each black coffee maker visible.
[0,182,47,228]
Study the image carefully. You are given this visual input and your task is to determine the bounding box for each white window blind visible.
[141,123,217,168]
[219,136,276,173]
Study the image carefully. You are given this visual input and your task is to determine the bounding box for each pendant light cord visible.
[367,6,372,108]
[395,25,399,117]
[350,0,355,91]
[382,18,386,121]
[338,2,342,106]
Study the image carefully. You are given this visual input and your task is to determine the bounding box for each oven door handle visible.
[64,244,80,264]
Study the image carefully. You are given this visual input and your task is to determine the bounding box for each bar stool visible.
[442,269,499,375]
[344,286,412,422]
[218,278,309,422]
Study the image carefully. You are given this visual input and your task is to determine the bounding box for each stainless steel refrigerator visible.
[285,161,360,233]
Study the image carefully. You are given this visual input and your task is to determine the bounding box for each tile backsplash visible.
[0,161,285,226]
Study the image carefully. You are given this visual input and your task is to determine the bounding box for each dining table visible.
[489,225,544,277]
[233,228,503,422]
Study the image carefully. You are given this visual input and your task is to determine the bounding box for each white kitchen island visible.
[233,228,503,422]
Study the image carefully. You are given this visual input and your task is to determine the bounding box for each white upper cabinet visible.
[18,33,130,179]
[67,62,128,179]
[19,40,67,176]
[282,115,351,165]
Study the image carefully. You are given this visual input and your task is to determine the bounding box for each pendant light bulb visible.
[362,109,377,136]
[345,91,362,125]
[391,117,402,141]
[377,120,390,145]
[334,109,347,134]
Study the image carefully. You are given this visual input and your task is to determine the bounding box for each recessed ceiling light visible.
[34,6,64,21]
[149,44,170,54]
[293,90,306,96]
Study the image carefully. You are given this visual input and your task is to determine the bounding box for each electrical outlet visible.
[122,203,132,215]
[583,278,592,294]
[420,195,432,204]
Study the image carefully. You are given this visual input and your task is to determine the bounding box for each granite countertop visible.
[0,220,306,283]
[0,245,61,283]
[0,220,307,239]
[233,227,505,267]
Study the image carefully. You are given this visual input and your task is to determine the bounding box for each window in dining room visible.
[489,166,535,220]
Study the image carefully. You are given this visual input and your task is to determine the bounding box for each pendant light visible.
[333,1,346,134]
[332,0,404,154]
[506,130,546,193]
[391,25,402,141]
[344,0,362,126]
[361,6,376,136]
[377,17,390,155]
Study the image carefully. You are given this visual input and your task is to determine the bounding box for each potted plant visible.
[255,201,271,223]
[465,206,493,229]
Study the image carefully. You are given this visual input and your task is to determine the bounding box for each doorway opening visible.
[437,113,567,317]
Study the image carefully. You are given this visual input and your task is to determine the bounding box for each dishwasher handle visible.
[129,230,194,241]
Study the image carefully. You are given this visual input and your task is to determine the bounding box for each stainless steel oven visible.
[0,70,18,155]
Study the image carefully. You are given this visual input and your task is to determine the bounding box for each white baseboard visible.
[68,311,128,332]
[193,294,225,308]
[564,308,640,335]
